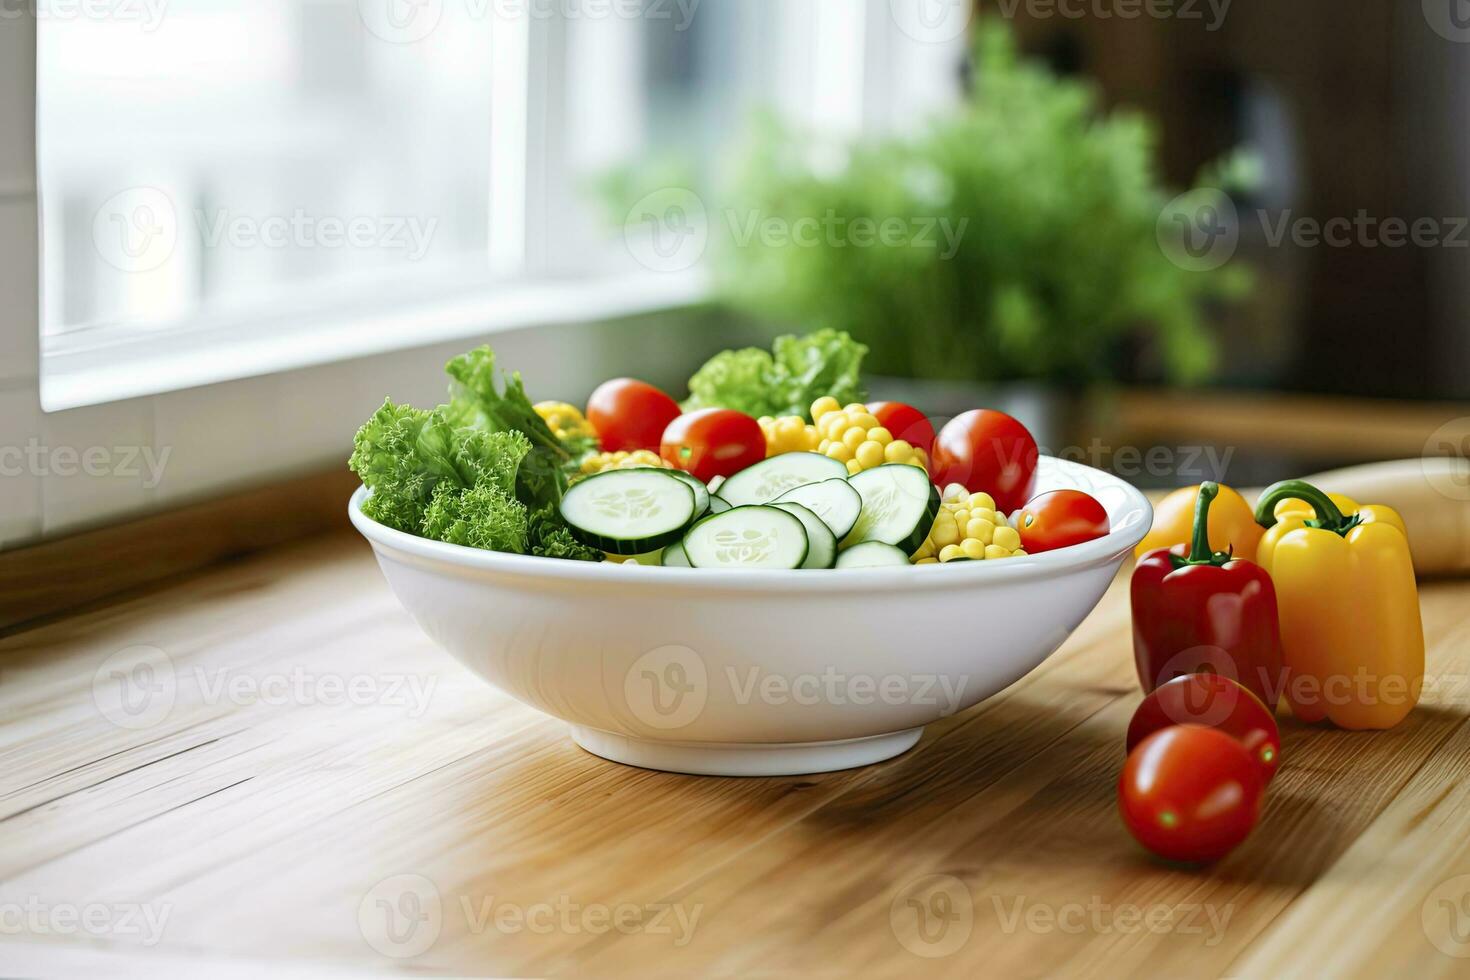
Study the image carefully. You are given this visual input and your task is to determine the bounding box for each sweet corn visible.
[811,399,929,477]
[758,415,820,457]
[534,401,598,444]
[578,449,671,477]
[912,483,1027,564]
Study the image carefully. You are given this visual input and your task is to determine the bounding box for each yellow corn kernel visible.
[824,442,854,463]
[965,518,996,544]
[855,441,886,470]
[842,427,867,450]
[868,426,893,446]
[993,526,1022,551]
[951,508,970,526]
[968,492,996,512]
[884,440,914,464]
[961,538,987,560]
[915,557,940,565]
[821,413,851,440]
[985,544,1012,560]
[939,544,964,563]
[845,459,862,475]
[811,396,841,420]
[842,403,867,416]
[970,508,997,526]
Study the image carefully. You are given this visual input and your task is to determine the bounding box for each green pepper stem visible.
[1254,479,1351,532]
[1186,482,1220,564]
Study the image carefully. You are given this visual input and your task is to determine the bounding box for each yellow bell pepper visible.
[1253,480,1424,730]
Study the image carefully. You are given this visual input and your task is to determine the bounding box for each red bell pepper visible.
[1131,483,1285,708]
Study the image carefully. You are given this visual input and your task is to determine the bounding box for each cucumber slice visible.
[772,502,838,569]
[708,495,733,514]
[661,539,691,567]
[659,468,710,517]
[842,464,941,554]
[559,468,697,555]
[683,506,809,569]
[775,478,863,541]
[835,542,912,569]
[717,452,848,507]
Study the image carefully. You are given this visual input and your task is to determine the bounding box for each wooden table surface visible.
[4,530,1470,978]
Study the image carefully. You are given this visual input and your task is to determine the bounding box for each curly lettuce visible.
[684,328,868,420]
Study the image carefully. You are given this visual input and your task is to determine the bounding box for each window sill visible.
[40,269,709,412]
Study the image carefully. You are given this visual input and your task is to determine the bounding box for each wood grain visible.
[0,468,357,634]
[2,531,1469,976]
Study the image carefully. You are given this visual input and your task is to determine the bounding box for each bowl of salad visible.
[348,334,1152,776]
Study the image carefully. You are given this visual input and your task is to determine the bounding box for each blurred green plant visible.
[598,25,1251,386]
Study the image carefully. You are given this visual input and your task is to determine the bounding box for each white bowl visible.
[349,457,1151,776]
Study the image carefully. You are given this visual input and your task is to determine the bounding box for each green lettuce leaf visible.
[683,328,868,420]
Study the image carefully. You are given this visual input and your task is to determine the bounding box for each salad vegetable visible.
[684,329,868,420]
[350,334,1114,571]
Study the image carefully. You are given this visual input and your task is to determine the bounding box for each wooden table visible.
[4,531,1470,977]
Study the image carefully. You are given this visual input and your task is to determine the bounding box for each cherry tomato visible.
[868,402,937,455]
[661,409,765,484]
[1118,725,1263,864]
[930,410,1039,513]
[1015,490,1110,554]
[1127,675,1280,785]
[586,379,682,453]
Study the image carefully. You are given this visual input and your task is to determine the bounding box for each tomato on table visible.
[1015,490,1109,553]
[867,402,937,455]
[661,409,765,484]
[1127,674,1280,785]
[929,410,1039,513]
[1118,725,1264,864]
[586,379,682,452]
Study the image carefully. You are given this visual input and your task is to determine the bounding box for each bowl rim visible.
[348,455,1152,593]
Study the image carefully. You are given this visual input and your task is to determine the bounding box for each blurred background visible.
[26,0,1470,505]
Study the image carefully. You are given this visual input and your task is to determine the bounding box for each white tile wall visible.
[150,375,289,508]
[39,398,157,537]
[0,14,36,193]
[0,195,40,386]
[0,386,43,547]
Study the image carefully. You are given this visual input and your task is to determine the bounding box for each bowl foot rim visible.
[568,725,924,777]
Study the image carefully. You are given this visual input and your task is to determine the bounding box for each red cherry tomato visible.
[1015,490,1110,554]
[930,410,1039,513]
[1127,675,1280,785]
[661,409,765,484]
[586,379,682,452]
[868,402,937,455]
[1118,725,1263,864]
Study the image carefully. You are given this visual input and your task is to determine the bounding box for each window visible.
[35,0,967,409]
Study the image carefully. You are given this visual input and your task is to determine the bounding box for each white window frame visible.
[1,1,966,551]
